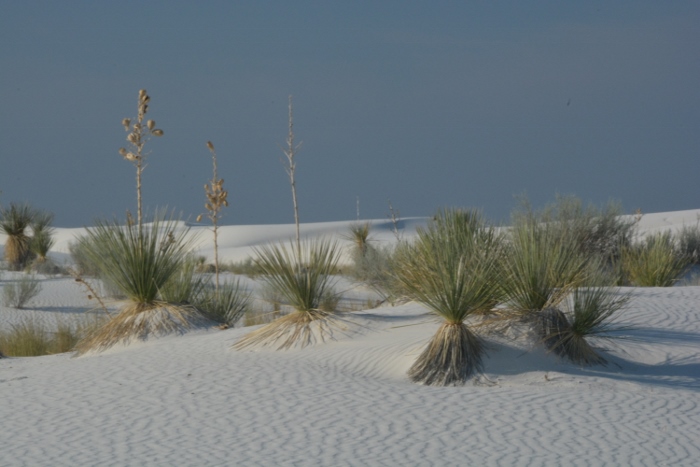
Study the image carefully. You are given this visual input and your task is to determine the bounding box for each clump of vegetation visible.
[234,239,343,350]
[0,316,106,357]
[393,209,504,385]
[0,202,35,270]
[543,285,630,366]
[515,195,637,269]
[621,231,690,287]
[2,274,42,309]
[197,280,250,326]
[677,221,700,265]
[73,215,209,354]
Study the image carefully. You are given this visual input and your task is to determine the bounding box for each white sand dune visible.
[1,210,700,466]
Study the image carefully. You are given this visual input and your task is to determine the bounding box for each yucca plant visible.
[234,238,343,350]
[544,285,630,366]
[393,209,504,385]
[29,209,55,265]
[73,215,209,354]
[347,222,372,257]
[621,231,690,287]
[0,202,35,270]
[500,217,601,360]
[501,219,590,316]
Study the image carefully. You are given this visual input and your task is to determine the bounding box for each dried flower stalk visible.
[118,89,164,236]
[198,141,229,292]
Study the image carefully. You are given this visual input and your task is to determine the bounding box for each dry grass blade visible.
[75,301,207,354]
[234,309,351,351]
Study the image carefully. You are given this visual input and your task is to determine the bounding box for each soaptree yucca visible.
[234,238,343,350]
[74,215,208,354]
[539,283,629,366]
[393,209,504,385]
[0,202,35,270]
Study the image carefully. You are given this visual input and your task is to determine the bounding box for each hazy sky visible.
[1,1,698,227]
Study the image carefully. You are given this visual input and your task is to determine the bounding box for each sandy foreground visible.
[1,211,699,466]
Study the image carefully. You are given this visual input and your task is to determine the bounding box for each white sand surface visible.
[1,211,700,466]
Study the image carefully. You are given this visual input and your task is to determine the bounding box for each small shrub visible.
[621,231,690,287]
[0,316,106,357]
[159,255,209,304]
[196,280,250,325]
[2,275,42,309]
[677,222,700,265]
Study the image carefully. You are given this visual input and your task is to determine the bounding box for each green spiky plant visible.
[621,231,690,286]
[73,215,209,354]
[500,216,604,361]
[234,239,343,350]
[541,284,630,366]
[393,208,504,385]
[500,218,590,316]
[29,209,55,266]
[196,280,250,326]
[0,202,35,270]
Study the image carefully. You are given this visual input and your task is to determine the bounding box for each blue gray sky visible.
[1,1,698,227]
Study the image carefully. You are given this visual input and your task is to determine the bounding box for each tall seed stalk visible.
[281,95,302,259]
[197,141,229,292]
[118,89,164,236]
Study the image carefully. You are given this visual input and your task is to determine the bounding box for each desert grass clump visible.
[621,231,690,287]
[196,280,250,326]
[393,208,504,385]
[2,275,42,309]
[0,316,106,357]
[234,239,343,350]
[523,195,637,265]
[73,215,209,354]
[118,89,164,235]
[0,202,35,270]
[677,221,700,265]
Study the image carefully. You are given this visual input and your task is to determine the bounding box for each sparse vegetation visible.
[621,231,690,287]
[2,274,42,309]
[196,280,250,326]
[0,316,106,357]
[677,221,700,264]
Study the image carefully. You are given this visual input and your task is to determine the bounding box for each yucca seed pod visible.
[119,147,127,156]
[139,89,147,98]
[147,120,155,130]
[122,118,131,130]
[152,129,163,137]
[127,133,137,143]
[196,214,203,223]
[207,141,215,151]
